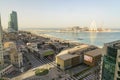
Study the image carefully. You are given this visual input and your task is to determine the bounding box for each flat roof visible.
[4,41,16,48]
[85,49,102,57]
[57,44,89,56]
[58,54,79,60]
[104,40,120,49]
[56,44,99,60]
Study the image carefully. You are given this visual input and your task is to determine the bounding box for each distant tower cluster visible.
[0,14,4,65]
[89,20,97,31]
[8,11,18,32]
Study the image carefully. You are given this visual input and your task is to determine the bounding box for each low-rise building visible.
[84,49,102,66]
[27,42,39,53]
[0,64,15,77]
[56,44,102,80]
[40,49,54,58]
[56,44,102,70]
[56,53,80,69]
[56,45,89,70]
[27,42,55,59]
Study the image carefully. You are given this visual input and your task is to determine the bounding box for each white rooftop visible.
[57,44,89,56]
[56,44,89,60]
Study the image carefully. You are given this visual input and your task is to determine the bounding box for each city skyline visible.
[0,0,120,29]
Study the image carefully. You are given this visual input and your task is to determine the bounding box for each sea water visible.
[43,31,120,47]
[23,28,120,47]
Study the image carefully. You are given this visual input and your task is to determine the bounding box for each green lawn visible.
[43,51,54,56]
[35,68,49,76]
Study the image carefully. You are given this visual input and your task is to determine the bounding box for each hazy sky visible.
[0,0,120,28]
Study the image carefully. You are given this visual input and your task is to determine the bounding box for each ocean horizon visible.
[23,28,120,48]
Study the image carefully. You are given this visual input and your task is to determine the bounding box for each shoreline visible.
[22,29,120,33]
[38,33,102,48]
[25,30,103,48]
[26,30,86,46]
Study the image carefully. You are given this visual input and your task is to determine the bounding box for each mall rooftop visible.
[56,44,98,60]
[85,49,102,57]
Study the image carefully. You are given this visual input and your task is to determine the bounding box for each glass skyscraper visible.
[0,14,4,65]
[8,11,18,32]
[102,40,120,80]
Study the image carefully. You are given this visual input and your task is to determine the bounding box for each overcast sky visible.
[0,0,120,29]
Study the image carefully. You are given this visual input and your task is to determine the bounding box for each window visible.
[118,71,120,76]
[118,62,120,69]
[117,78,120,80]
[107,47,117,58]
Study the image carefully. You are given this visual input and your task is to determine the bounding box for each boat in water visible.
[77,38,83,40]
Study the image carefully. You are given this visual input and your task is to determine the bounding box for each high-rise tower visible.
[102,40,120,80]
[0,14,4,65]
[8,11,18,32]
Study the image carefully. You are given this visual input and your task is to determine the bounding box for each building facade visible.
[8,11,18,32]
[56,45,89,70]
[56,45,102,80]
[0,14,4,66]
[102,40,120,80]
[84,49,102,67]
[4,42,23,68]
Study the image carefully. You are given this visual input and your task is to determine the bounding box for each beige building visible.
[56,45,89,70]
[56,44,102,70]
[4,42,23,68]
[56,54,80,69]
